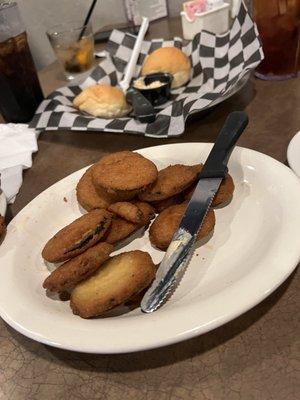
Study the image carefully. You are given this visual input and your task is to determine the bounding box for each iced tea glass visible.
[47,21,95,81]
[254,0,300,80]
[0,1,44,123]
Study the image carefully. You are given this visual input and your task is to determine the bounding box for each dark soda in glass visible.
[0,2,44,122]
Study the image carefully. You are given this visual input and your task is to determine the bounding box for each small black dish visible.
[126,87,156,123]
[133,73,173,107]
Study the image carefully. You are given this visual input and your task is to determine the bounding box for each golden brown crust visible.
[125,263,159,307]
[151,193,184,213]
[104,201,155,244]
[94,184,124,202]
[76,166,117,211]
[104,217,138,244]
[42,209,112,263]
[70,250,156,318]
[149,204,215,250]
[141,47,191,89]
[43,242,113,292]
[0,215,6,239]
[212,174,235,206]
[184,173,234,207]
[92,151,158,195]
[108,202,143,223]
[73,84,131,118]
[139,164,202,202]
[125,288,147,307]
[133,201,156,225]
[97,151,133,166]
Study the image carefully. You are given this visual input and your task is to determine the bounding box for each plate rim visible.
[1,143,300,354]
[287,130,300,178]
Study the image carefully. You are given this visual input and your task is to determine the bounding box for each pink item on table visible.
[183,0,207,22]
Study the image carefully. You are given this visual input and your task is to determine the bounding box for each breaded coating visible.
[43,242,113,292]
[70,250,156,318]
[139,164,202,202]
[125,263,159,307]
[125,287,148,307]
[97,151,132,166]
[76,166,104,211]
[108,202,142,223]
[76,166,118,211]
[104,201,155,244]
[149,204,215,250]
[133,201,156,224]
[94,184,124,202]
[42,209,112,263]
[0,215,6,239]
[185,173,234,207]
[151,193,184,213]
[92,151,158,197]
[104,217,137,244]
[212,174,235,206]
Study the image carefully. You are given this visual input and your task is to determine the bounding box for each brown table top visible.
[2,20,300,400]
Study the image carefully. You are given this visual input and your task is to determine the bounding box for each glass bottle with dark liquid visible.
[0,2,43,122]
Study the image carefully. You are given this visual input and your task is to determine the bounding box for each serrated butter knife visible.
[141,111,249,313]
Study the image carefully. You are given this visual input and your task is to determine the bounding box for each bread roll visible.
[141,47,191,89]
[73,84,131,118]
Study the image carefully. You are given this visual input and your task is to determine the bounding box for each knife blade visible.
[141,111,249,313]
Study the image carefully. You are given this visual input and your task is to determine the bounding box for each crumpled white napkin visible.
[0,124,38,203]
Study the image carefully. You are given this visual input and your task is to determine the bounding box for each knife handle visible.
[200,111,249,179]
[126,87,156,123]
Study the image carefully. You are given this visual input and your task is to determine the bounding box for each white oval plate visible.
[0,191,6,217]
[287,131,300,178]
[0,143,300,354]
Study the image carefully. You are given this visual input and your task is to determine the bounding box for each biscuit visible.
[149,204,215,250]
[92,151,158,198]
[43,242,113,292]
[184,173,234,207]
[139,164,202,202]
[42,209,112,263]
[76,166,118,211]
[73,84,131,118]
[141,47,191,89]
[108,202,143,223]
[104,201,155,244]
[70,250,156,318]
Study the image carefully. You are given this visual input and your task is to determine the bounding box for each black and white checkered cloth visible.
[30,1,263,137]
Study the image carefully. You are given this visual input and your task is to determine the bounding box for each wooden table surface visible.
[2,19,300,400]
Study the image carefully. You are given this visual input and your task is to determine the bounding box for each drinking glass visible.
[0,1,44,123]
[47,21,95,81]
[254,0,300,80]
